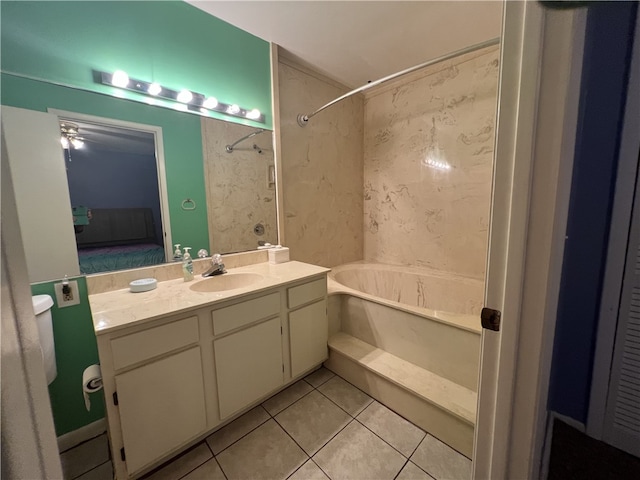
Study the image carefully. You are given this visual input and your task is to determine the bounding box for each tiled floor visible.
[60,367,471,480]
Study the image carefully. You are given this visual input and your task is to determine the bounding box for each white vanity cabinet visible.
[93,265,328,480]
[115,346,207,474]
[211,292,283,419]
[100,315,208,476]
[288,278,329,378]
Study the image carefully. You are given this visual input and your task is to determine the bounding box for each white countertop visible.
[89,261,329,335]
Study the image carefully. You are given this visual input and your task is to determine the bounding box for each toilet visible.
[32,294,57,385]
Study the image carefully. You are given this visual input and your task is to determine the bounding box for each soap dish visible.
[129,278,158,293]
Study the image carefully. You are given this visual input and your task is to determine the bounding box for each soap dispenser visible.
[173,244,182,262]
[182,247,194,282]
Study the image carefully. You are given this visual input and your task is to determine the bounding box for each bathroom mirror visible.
[0,1,277,277]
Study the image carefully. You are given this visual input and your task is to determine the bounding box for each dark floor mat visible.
[548,419,640,480]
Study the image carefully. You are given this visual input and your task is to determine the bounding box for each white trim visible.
[57,418,108,453]
[473,1,544,476]
[46,108,173,262]
[587,12,640,441]
[270,43,285,247]
[474,4,587,479]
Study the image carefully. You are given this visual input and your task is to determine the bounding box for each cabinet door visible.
[214,317,283,419]
[115,347,206,475]
[290,300,328,378]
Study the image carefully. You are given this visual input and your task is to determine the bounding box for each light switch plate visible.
[54,280,80,307]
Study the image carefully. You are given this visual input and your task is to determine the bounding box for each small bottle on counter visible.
[182,247,194,282]
[173,244,182,262]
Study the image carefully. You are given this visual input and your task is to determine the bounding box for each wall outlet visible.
[54,280,80,307]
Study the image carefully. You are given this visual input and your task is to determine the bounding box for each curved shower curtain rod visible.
[226,128,267,153]
[297,37,500,127]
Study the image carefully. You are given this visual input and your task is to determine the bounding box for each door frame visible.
[474,3,588,479]
[47,108,173,262]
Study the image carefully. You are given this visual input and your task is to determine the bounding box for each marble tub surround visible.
[363,45,499,280]
[89,260,328,334]
[277,54,364,268]
[326,261,481,457]
[86,250,267,295]
[201,117,277,254]
[331,261,484,316]
[327,262,482,336]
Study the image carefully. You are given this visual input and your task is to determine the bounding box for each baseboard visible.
[57,418,107,453]
[551,411,586,432]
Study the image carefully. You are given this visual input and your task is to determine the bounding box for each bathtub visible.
[325,262,483,457]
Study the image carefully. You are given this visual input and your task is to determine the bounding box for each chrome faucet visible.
[202,253,226,277]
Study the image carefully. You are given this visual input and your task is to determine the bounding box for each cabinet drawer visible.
[288,277,327,309]
[111,316,199,371]
[212,292,280,335]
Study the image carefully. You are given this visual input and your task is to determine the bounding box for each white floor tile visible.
[275,390,351,455]
[411,435,471,480]
[216,420,306,480]
[181,458,225,480]
[357,401,426,457]
[313,421,406,480]
[288,460,329,480]
[396,462,435,480]
[145,443,212,480]
[317,376,373,416]
[206,406,269,454]
[263,380,313,416]
[60,434,110,480]
[304,367,335,388]
[75,461,113,480]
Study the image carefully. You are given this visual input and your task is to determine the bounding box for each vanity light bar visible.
[98,71,265,124]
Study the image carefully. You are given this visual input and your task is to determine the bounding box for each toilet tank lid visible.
[32,294,54,315]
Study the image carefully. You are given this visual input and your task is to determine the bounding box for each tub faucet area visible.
[202,253,226,277]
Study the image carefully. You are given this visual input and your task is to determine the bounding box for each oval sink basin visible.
[189,273,264,293]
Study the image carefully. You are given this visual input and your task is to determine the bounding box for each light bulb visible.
[177,89,193,103]
[148,83,162,96]
[111,70,129,88]
[71,138,84,149]
[246,109,261,120]
[203,97,218,109]
[227,104,240,114]
[60,136,70,149]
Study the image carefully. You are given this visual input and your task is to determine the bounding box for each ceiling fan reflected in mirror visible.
[59,121,85,150]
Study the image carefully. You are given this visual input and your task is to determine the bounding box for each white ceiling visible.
[188,1,503,88]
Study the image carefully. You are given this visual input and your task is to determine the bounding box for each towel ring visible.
[181,198,196,211]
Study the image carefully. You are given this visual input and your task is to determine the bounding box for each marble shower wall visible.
[201,117,277,254]
[363,46,499,280]
[278,58,364,267]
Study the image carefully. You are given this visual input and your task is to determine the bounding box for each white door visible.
[214,317,284,419]
[115,347,207,475]
[1,106,80,282]
[601,157,640,457]
[1,128,64,479]
[474,3,588,479]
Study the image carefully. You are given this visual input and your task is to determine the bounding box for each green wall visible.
[3,0,272,437]
[0,1,272,128]
[31,277,105,436]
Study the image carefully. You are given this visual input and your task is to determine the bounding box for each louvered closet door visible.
[603,162,640,457]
